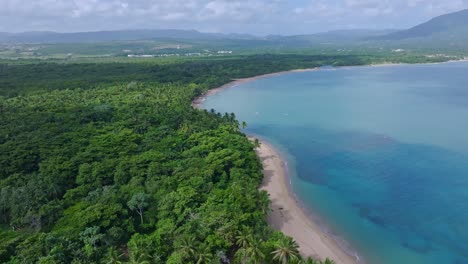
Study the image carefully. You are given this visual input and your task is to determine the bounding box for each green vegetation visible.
[3,28,468,61]
[4,10,468,61]
[0,53,459,263]
[0,53,453,98]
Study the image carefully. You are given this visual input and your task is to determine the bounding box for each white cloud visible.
[0,0,467,34]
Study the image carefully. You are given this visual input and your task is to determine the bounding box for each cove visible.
[201,62,468,264]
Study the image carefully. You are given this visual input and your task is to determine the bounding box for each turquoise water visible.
[201,62,468,264]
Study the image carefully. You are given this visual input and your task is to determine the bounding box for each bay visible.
[201,62,468,264]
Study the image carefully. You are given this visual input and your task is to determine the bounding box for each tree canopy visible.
[0,53,432,263]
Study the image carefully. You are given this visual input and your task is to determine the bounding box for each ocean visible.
[201,62,468,264]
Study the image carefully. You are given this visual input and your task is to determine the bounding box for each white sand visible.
[194,60,468,263]
[191,68,318,108]
[254,138,359,264]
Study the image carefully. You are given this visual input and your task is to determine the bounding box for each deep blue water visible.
[201,62,468,264]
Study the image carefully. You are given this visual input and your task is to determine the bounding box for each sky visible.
[1,0,468,35]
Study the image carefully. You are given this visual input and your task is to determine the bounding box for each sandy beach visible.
[191,68,318,108]
[191,59,468,108]
[192,59,468,108]
[192,67,361,264]
[192,59,468,264]
[253,138,359,264]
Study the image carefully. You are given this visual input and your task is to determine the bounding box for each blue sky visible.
[2,0,468,35]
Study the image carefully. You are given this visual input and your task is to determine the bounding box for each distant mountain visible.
[0,29,258,44]
[292,29,397,42]
[3,9,468,49]
[377,9,468,41]
[311,29,397,39]
[263,29,397,47]
[0,28,397,46]
[0,32,13,39]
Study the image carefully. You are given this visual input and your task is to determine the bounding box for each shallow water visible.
[201,62,468,264]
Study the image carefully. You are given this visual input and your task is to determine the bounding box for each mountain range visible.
[376,9,468,41]
[1,9,468,48]
[0,29,252,43]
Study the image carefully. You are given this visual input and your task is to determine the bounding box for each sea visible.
[201,62,468,264]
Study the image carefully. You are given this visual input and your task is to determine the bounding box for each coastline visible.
[191,59,468,263]
[191,59,468,108]
[191,68,318,108]
[252,137,360,264]
[351,58,468,68]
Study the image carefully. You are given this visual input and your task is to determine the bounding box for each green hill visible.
[377,9,468,41]
[0,29,257,44]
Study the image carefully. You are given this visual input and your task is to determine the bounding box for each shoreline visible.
[191,59,468,108]
[191,68,318,108]
[191,58,468,263]
[252,137,360,264]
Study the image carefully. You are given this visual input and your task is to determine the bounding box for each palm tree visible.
[236,228,252,249]
[300,257,320,264]
[235,248,249,264]
[127,240,150,264]
[258,191,271,216]
[294,257,335,264]
[176,236,197,258]
[195,246,213,264]
[235,228,265,264]
[272,237,300,264]
[245,237,265,264]
[253,138,261,148]
[126,253,150,264]
[103,247,123,264]
[241,121,247,129]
